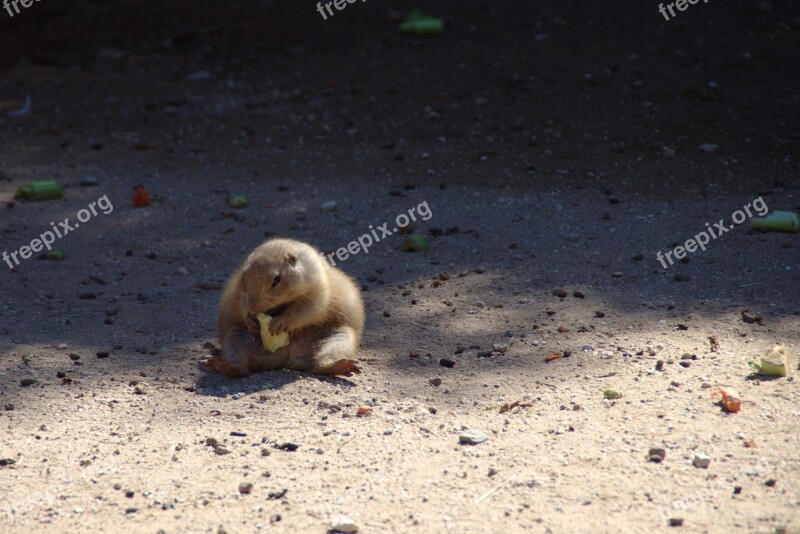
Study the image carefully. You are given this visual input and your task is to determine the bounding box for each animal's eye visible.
[271,275,281,288]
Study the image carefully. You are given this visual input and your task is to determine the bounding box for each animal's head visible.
[241,240,324,315]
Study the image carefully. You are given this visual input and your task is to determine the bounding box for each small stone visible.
[699,143,719,153]
[733,486,742,495]
[632,253,645,261]
[214,445,231,455]
[648,448,666,463]
[692,453,711,469]
[595,311,606,318]
[175,267,189,276]
[134,384,146,395]
[612,271,624,278]
[552,289,568,298]
[321,200,337,211]
[330,515,359,533]
[205,437,218,447]
[573,291,585,298]
[429,378,442,386]
[603,389,622,400]
[668,518,684,527]
[20,378,35,387]
[96,351,110,359]
[439,358,455,368]
[238,482,253,494]
[268,488,288,500]
[80,176,99,187]
[69,353,81,361]
[765,478,777,487]
[459,430,488,445]
[277,442,299,452]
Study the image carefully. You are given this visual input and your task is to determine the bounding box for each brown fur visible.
[214,238,365,377]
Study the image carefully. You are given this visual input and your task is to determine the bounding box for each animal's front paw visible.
[269,314,293,336]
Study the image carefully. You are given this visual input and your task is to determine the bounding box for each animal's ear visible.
[285,252,297,266]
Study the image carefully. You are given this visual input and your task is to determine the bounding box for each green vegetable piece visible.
[399,18,444,35]
[47,249,65,261]
[14,180,63,201]
[603,389,622,400]
[254,313,290,353]
[748,345,787,377]
[228,195,248,209]
[402,234,430,252]
[749,211,799,233]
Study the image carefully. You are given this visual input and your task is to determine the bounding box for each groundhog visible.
[212,238,365,377]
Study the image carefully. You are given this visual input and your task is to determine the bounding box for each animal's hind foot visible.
[314,358,361,377]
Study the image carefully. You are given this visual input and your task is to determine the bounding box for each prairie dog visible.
[214,238,365,377]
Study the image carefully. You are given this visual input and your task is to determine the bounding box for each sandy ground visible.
[1,1,799,533]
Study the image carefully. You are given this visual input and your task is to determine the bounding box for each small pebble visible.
[649,448,666,463]
[693,453,711,469]
[439,358,455,368]
[268,488,288,499]
[459,430,488,445]
[238,482,253,495]
[699,143,719,153]
[330,515,359,533]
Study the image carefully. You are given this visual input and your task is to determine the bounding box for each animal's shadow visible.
[193,362,358,398]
